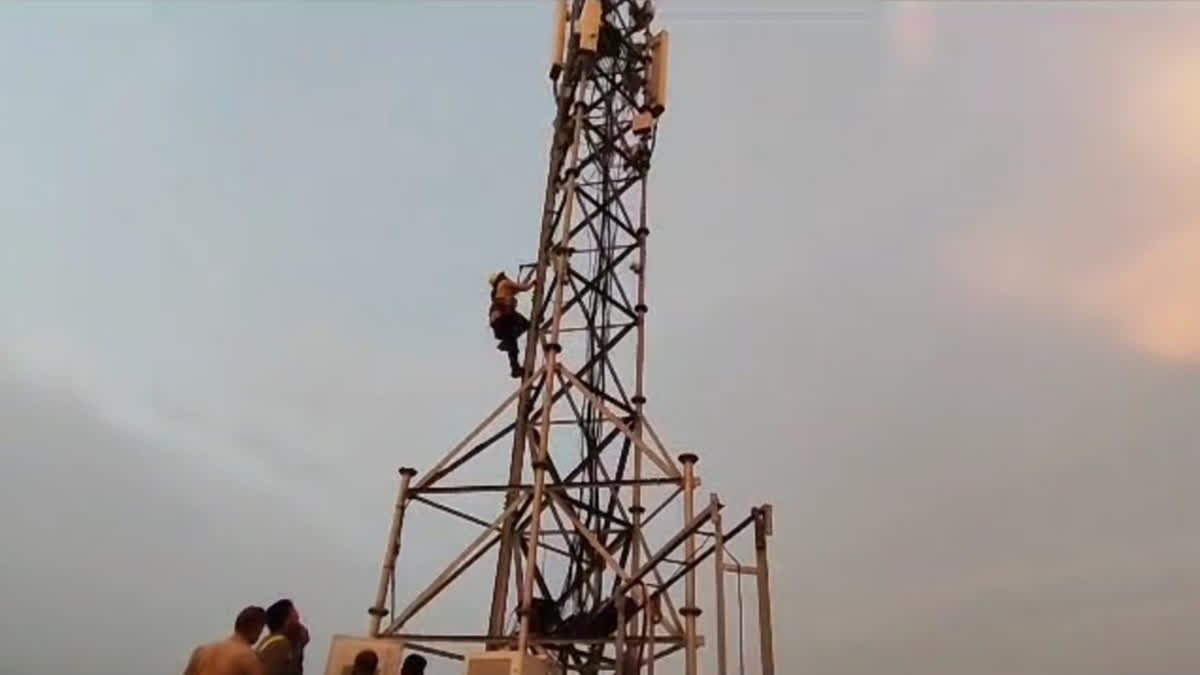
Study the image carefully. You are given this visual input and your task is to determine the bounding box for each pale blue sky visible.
[2,3,1200,675]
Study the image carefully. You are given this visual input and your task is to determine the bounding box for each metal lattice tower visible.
[361,3,775,674]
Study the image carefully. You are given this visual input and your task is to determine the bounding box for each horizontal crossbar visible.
[377,633,690,646]
[412,477,680,495]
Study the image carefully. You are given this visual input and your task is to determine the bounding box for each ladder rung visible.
[555,323,635,333]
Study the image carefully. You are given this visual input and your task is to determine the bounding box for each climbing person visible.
[488,269,535,378]
[181,605,267,675]
[257,599,303,675]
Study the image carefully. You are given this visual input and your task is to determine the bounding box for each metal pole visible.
[637,589,652,675]
[369,467,416,636]
[630,172,650,673]
[629,23,658,675]
[679,453,699,675]
[711,494,728,675]
[646,623,655,675]
[516,96,586,654]
[486,7,587,638]
[615,592,628,675]
[754,506,776,675]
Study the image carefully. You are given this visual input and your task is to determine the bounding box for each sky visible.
[1,2,1199,674]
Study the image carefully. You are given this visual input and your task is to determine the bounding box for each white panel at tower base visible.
[464,650,563,675]
[323,634,407,675]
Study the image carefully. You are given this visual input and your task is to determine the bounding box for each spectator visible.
[284,621,310,673]
[257,599,303,675]
[349,649,379,675]
[181,605,267,675]
[401,653,427,675]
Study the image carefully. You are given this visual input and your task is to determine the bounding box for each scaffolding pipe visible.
[369,467,416,636]
[711,493,728,675]
[680,453,699,675]
[517,96,588,655]
[755,506,776,675]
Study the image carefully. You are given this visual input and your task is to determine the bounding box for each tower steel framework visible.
[363,2,775,674]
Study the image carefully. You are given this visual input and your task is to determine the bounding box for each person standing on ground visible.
[400,653,428,675]
[257,599,303,675]
[181,605,267,675]
[349,650,378,675]
[283,621,310,673]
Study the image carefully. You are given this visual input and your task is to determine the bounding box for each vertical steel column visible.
[711,494,728,675]
[369,467,416,636]
[516,95,587,655]
[754,506,776,675]
[486,2,586,640]
[615,592,628,675]
[630,172,651,673]
[646,622,656,675]
[679,453,700,675]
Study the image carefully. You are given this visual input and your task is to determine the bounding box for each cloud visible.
[940,39,1200,363]
[1122,42,1200,176]
[944,219,1200,364]
[1081,225,1200,361]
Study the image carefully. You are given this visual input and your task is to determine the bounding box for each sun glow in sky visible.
[945,39,1200,363]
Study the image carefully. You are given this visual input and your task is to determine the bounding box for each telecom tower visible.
[325,3,776,674]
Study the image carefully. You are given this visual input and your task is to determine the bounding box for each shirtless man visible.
[182,606,267,675]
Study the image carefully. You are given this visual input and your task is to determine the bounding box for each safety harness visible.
[488,276,512,323]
